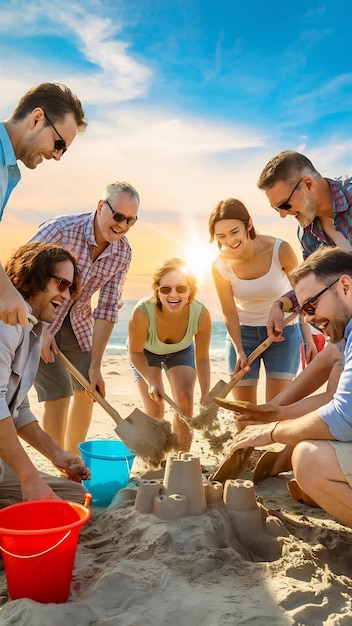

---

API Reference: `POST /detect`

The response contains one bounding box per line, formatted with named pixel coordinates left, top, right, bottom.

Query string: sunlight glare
left=180, top=228, right=217, bottom=286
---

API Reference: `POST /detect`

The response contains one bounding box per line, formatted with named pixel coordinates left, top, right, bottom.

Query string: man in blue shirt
left=0, top=82, right=87, bottom=328
left=229, top=247, right=352, bottom=528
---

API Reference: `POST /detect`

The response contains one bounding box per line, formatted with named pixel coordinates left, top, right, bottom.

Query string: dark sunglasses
left=158, top=285, right=189, bottom=294
left=51, top=274, right=74, bottom=294
left=272, top=178, right=303, bottom=212
left=300, top=278, right=339, bottom=315
left=105, top=199, right=138, bottom=227
left=43, top=110, right=67, bottom=155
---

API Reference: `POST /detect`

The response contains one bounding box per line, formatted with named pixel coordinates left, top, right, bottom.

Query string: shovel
left=207, top=312, right=298, bottom=482
left=55, top=350, right=178, bottom=465
left=194, top=311, right=298, bottom=429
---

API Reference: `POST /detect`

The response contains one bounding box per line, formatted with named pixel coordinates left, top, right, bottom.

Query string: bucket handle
left=0, top=530, right=71, bottom=559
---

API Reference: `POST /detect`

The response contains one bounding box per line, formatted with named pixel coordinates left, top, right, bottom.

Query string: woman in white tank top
left=209, top=198, right=301, bottom=404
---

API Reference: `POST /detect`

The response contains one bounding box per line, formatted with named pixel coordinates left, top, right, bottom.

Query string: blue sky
left=0, top=0, right=351, bottom=306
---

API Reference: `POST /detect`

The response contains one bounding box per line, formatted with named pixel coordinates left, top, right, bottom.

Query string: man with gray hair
left=28, top=181, right=140, bottom=454
left=257, top=150, right=352, bottom=339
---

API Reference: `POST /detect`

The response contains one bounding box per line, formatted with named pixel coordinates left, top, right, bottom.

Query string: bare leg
left=292, top=440, right=352, bottom=527
left=135, top=368, right=164, bottom=419
left=42, top=397, right=70, bottom=448
left=232, top=383, right=257, bottom=404
left=266, top=378, right=291, bottom=402
left=64, top=390, right=94, bottom=455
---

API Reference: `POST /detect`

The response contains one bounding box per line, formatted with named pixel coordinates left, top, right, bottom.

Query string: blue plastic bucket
left=78, top=440, right=135, bottom=507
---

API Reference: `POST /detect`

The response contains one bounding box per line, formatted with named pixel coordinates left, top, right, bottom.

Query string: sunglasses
left=272, top=178, right=303, bottom=212
left=105, top=199, right=138, bottom=227
left=43, top=110, right=67, bottom=155
left=158, top=285, right=189, bottom=294
left=51, top=274, right=74, bottom=294
left=300, top=278, right=339, bottom=315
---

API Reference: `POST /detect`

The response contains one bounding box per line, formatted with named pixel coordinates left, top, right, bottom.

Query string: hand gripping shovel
left=208, top=312, right=298, bottom=483
left=195, top=311, right=298, bottom=429
left=55, top=350, right=178, bottom=466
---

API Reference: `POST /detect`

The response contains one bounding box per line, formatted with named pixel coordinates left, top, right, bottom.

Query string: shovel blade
left=114, top=409, right=179, bottom=467
left=207, top=379, right=228, bottom=400
left=209, top=447, right=253, bottom=484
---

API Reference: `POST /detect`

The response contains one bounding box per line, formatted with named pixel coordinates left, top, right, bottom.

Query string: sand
left=0, top=353, right=351, bottom=625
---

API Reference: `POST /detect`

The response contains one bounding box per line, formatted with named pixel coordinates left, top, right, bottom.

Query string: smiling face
left=157, top=270, right=190, bottom=313
left=296, top=273, right=349, bottom=343
left=27, top=259, right=74, bottom=323
left=18, top=108, right=78, bottom=169
left=213, top=218, right=251, bottom=254
left=265, top=178, right=317, bottom=228
left=95, top=192, right=139, bottom=244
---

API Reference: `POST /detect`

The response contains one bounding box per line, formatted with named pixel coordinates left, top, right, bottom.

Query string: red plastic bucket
left=0, top=497, right=91, bottom=603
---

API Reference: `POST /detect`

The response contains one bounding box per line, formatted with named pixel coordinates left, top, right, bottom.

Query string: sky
left=0, top=0, right=351, bottom=317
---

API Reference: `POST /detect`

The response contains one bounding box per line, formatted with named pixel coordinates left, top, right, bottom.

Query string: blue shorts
left=129, top=343, right=195, bottom=382
left=226, top=324, right=301, bottom=385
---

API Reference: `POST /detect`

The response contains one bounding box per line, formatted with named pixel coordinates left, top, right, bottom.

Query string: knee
left=292, top=440, right=324, bottom=491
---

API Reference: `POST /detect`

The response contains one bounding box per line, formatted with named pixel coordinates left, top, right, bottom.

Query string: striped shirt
left=29, top=212, right=131, bottom=351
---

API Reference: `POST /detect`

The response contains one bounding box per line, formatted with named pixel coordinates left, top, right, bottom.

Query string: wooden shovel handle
left=159, top=390, right=192, bottom=425
left=56, top=350, right=123, bottom=426
left=219, top=311, right=298, bottom=399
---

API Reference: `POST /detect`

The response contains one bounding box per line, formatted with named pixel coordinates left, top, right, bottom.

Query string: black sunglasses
left=300, top=278, right=339, bottom=315
left=105, top=200, right=138, bottom=227
left=43, top=110, right=67, bottom=155
left=51, top=274, right=74, bottom=294
left=272, top=178, right=303, bottom=212
left=158, top=285, right=189, bottom=294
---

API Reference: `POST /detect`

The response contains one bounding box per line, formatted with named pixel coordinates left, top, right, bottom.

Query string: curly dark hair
left=5, top=242, right=80, bottom=299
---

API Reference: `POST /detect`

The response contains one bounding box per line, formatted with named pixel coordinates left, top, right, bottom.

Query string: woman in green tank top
left=128, top=258, right=212, bottom=451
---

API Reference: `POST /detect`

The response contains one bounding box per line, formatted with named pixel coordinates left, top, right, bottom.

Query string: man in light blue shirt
left=229, top=247, right=352, bottom=528
left=0, top=82, right=87, bottom=328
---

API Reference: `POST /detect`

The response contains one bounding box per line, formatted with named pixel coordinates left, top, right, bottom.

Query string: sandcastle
left=134, top=451, right=289, bottom=560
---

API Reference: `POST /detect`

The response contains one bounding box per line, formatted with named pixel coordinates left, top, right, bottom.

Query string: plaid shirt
left=29, top=212, right=131, bottom=351
left=285, top=176, right=352, bottom=310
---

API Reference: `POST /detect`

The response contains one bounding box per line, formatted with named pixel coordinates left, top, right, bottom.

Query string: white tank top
left=215, top=238, right=295, bottom=326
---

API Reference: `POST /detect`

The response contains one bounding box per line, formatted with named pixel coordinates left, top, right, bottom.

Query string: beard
left=320, top=298, right=351, bottom=344
left=296, top=194, right=317, bottom=229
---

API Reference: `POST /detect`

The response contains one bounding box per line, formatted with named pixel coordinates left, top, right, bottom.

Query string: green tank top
left=136, top=297, right=205, bottom=355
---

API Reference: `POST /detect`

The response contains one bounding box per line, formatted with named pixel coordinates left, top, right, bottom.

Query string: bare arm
left=231, top=411, right=333, bottom=452
left=211, top=263, right=247, bottom=372
left=0, top=264, right=28, bottom=328
left=194, top=307, right=212, bottom=406
left=89, top=318, right=115, bottom=397
left=128, top=307, right=162, bottom=402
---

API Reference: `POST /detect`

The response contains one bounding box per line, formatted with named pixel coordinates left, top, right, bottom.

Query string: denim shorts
left=34, top=314, right=91, bottom=401
left=129, top=343, right=195, bottom=382
left=225, top=323, right=301, bottom=385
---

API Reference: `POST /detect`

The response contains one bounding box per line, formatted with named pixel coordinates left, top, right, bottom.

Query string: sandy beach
left=0, top=352, right=351, bottom=625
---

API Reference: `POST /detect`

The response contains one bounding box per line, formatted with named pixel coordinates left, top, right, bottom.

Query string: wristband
left=270, top=421, right=279, bottom=443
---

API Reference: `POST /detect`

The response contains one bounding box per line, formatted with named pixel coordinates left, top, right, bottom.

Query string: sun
left=179, top=228, right=217, bottom=286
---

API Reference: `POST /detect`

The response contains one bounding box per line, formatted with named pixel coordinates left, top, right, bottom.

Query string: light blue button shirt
left=320, top=319, right=352, bottom=440
left=0, top=122, right=21, bottom=221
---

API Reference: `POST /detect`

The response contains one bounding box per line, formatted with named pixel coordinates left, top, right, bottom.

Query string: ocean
left=105, top=300, right=227, bottom=358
